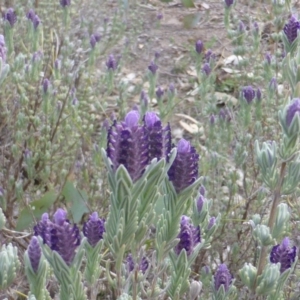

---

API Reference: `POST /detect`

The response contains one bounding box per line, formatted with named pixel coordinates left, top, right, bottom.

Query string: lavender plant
left=2, top=0, right=300, bottom=299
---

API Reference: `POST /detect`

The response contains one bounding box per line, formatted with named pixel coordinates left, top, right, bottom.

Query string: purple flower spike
left=214, top=264, right=233, bottom=292
left=157, top=12, right=163, bottom=20
left=168, top=139, right=199, bottom=193
left=252, top=22, right=259, bottom=35
left=265, top=53, right=272, bottom=65
left=126, top=254, right=149, bottom=274
left=83, top=212, right=105, bottom=247
left=195, top=40, right=204, bottom=54
left=43, top=78, right=50, bottom=94
left=148, top=61, right=158, bottom=75
left=169, top=83, right=175, bottom=94
left=224, top=0, right=234, bottom=7
left=269, top=78, right=277, bottom=92
left=34, top=209, right=81, bottom=266
left=197, top=195, right=205, bottom=213
left=219, top=108, right=232, bottom=122
left=270, top=237, right=297, bottom=273
left=60, top=0, right=71, bottom=7
left=175, top=216, right=201, bottom=256
left=28, top=236, right=41, bottom=273
left=26, top=9, right=35, bottom=21
left=283, top=15, right=300, bottom=44
left=286, top=98, right=300, bottom=127
left=90, top=35, right=97, bottom=49
left=27, top=10, right=40, bottom=29
left=107, top=110, right=149, bottom=182
left=106, top=54, right=118, bottom=70
left=238, top=21, right=246, bottom=33
left=4, top=8, right=17, bottom=27
left=156, top=86, right=164, bottom=99
left=208, top=217, right=216, bottom=230
left=256, top=88, right=262, bottom=102
left=144, top=112, right=171, bottom=162
left=205, top=49, right=216, bottom=63
left=202, top=63, right=211, bottom=76
left=242, top=86, right=255, bottom=104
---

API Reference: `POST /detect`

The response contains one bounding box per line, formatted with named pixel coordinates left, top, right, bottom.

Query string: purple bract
left=168, top=139, right=199, bottom=193
left=214, top=264, right=233, bottom=292
left=270, top=237, right=297, bottom=273
left=83, top=212, right=105, bottom=247
left=283, top=15, right=300, bottom=45
left=174, top=216, right=201, bottom=256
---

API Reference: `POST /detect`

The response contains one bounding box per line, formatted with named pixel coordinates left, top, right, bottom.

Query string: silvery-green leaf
left=24, top=251, right=51, bottom=300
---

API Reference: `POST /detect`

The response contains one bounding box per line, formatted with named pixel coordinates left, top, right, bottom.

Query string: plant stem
left=254, top=161, right=286, bottom=287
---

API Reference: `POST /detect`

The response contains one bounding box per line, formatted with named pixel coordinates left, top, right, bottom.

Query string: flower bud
left=189, top=280, right=202, bottom=300
left=256, top=263, right=280, bottom=295
left=253, top=224, right=273, bottom=246
left=195, top=40, right=203, bottom=54
left=272, top=203, right=290, bottom=239
left=239, top=263, right=257, bottom=290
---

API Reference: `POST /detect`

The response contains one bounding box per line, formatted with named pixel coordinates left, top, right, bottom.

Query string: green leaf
left=181, top=0, right=195, bottom=7
left=16, top=191, right=56, bottom=231
left=62, top=181, right=89, bottom=223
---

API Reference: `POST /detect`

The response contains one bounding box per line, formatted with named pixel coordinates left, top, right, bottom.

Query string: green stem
left=254, top=161, right=286, bottom=289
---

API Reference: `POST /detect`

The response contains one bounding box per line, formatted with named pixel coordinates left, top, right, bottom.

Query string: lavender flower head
left=148, top=61, right=158, bottom=75
left=238, top=21, right=246, bottom=33
left=175, top=216, right=201, bottom=256
left=224, top=0, right=234, bottom=7
left=219, top=108, right=232, bottom=123
left=252, top=22, right=259, bottom=35
left=265, top=53, right=272, bottom=65
left=242, top=86, right=256, bottom=104
left=90, top=35, right=97, bottom=49
left=27, top=236, right=41, bottom=273
left=283, top=15, right=300, bottom=44
left=202, top=63, right=211, bottom=76
left=43, top=78, right=50, bottom=94
left=195, top=40, right=204, bottom=54
left=208, top=217, right=216, bottom=230
left=60, top=0, right=71, bottom=7
left=270, top=237, right=297, bottom=273
left=209, top=114, right=216, bottom=125
left=205, top=49, right=216, bottom=64
left=144, top=112, right=171, bottom=161
left=83, top=212, right=105, bottom=247
left=256, top=88, right=262, bottom=102
left=126, top=254, right=149, bottom=274
left=4, top=8, right=17, bottom=27
left=156, top=86, right=164, bottom=99
left=90, top=33, right=101, bottom=48
left=269, top=77, right=277, bottom=92
left=34, top=208, right=81, bottom=266
left=214, top=264, right=233, bottom=292
left=106, top=54, right=118, bottom=70
left=286, top=98, right=300, bottom=127
left=26, top=9, right=40, bottom=29
left=107, top=110, right=148, bottom=182
left=168, top=139, right=199, bottom=193
left=196, top=193, right=205, bottom=213
left=157, top=12, right=163, bottom=20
